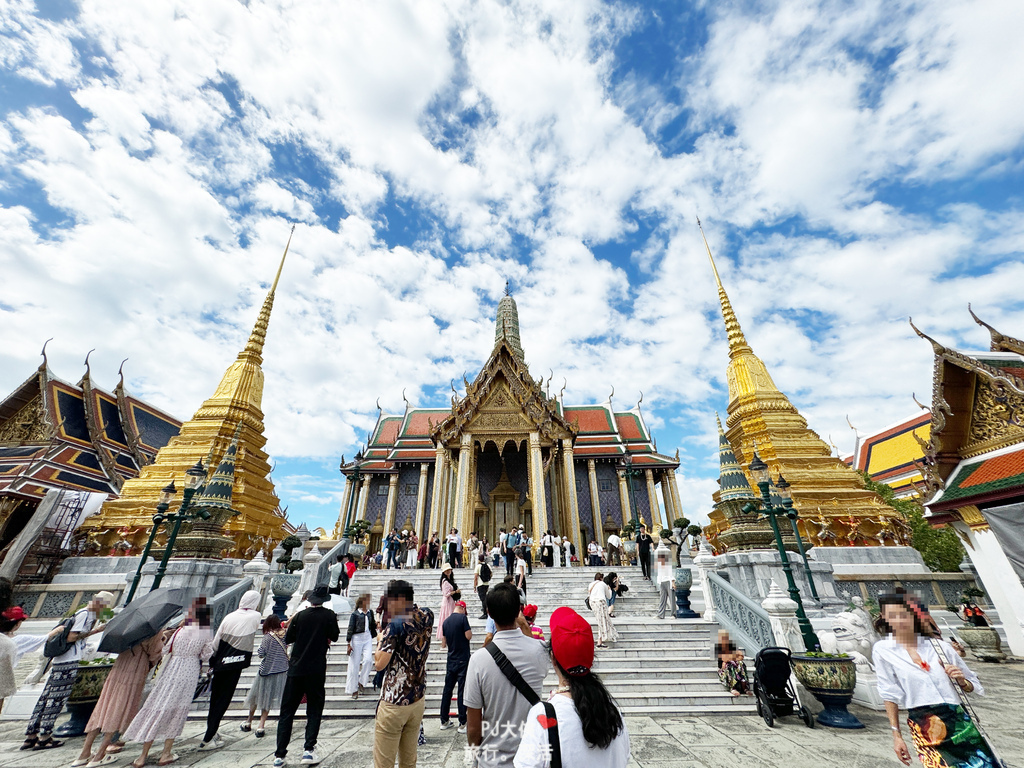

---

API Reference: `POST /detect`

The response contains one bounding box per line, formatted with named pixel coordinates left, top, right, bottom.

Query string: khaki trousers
left=373, top=697, right=426, bottom=768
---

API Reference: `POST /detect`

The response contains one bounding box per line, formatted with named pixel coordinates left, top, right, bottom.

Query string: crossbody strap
left=485, top=643, right=539, bottom=706
left=542, top=701, right=562, bottom=768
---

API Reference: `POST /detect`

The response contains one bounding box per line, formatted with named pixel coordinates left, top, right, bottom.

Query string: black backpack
left=569, top=543, right=576, bottom=556
left=43, top=611, right=82, bottom=658
left=479, top=562, right=491, bottom=582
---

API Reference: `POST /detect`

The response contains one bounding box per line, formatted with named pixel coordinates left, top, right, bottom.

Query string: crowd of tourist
left=0, top=548, right=1007, bottom=768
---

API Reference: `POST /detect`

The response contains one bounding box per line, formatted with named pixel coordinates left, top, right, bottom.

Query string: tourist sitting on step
left=514, top=607, right=630, bottom=768
left=714, top=630, right=750, bottom=696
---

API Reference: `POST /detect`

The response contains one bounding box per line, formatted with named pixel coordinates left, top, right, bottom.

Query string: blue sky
left=2, top=0, right=1023, bottom=534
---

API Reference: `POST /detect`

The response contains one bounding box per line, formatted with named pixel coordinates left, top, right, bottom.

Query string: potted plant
left=687, top=524, right=703, bottom=548
left=54, top=657, right=115, bottom=737
left=276, top=535, right=304, bottom=573
left=950, top=589, right=1005, bottom=662
left=791, top=651, right=863, bottom=729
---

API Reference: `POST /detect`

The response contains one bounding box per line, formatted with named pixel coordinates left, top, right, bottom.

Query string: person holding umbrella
left=124, top=598, right=214, bottom=768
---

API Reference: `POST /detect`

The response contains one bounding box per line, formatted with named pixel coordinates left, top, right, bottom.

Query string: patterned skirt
left=718, top=661, right=749, bottom=694
left=907, top=703, right=1002, bottom=768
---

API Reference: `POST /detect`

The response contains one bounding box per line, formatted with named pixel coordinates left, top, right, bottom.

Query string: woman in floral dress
left=124, top=600, right=214, bottom=767
left=588, top=573, right=618, bottom=647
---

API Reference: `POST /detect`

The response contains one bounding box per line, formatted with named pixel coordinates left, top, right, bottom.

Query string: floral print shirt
left=380, top=605, right=434, bottom=706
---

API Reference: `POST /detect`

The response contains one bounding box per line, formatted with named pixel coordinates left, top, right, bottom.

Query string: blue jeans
left=387, top=548, right=400, bottom=569
left=608, top=593, right=617, bottom=607
left=440, top=662, right=467, bottom=725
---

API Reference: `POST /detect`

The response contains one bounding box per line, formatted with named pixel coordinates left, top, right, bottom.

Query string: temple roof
left=0, top=355, right=181, bottom=501
left=927, top=443, right=1024, bottom=511
left=715, top=414, right=754, bottom=502
left=494, top=288, right=525, bottom=362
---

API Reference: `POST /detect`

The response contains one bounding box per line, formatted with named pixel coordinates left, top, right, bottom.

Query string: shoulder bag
left=484, top=644, right=561, bottom=768
left=43, top=609, right=85, bottom=658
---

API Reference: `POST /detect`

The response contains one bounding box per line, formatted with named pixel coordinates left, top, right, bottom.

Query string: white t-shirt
left=588, top=542, right=599, bottom=555
left=475, top=563, right=490, bottom=586
left=607, top=534, right=621, bottom=549
left=656, top=563, right=674, bottom=585
left=514, top=693, right=630, bottom=768
left=56, top=608, right=96, bottom=664
left=516, top=559, right=527, bottom=579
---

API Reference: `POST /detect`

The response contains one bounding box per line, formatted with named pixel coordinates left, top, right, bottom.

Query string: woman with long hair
left=588, top=573, right=617, bottom=648
left=436, top=564, right=458, bottom=641
left=124, top=599, right=214, bottom=768
left=241, top=614, right=288, bottom=737
left=874, top=591, right=998, bottom=768
left=514, top=607, right=629, bottom=768
left=345, top=593, right=377, bottom=699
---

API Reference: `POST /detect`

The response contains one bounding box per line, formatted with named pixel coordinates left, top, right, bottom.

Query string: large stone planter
left=54, top=661, right=114, bottom=737
left=959, top=625, right=1006, bottom=662
left=348, top=543, right=367, bottom=559
left=791, top=654, right=863, bottom=729
left=673, top=567, right=698, bottom=618
left=270, top=573, right=301, bottom=621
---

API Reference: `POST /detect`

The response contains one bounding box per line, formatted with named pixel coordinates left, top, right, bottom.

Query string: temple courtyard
left=1, top=660, right=1022, bottom=768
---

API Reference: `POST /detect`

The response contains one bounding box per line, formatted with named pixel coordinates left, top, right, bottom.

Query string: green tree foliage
left=858, top=472, right=965, bottom=572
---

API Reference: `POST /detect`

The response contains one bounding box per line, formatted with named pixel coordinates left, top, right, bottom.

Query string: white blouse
left=514, top=693, right=630, bottom=768
left=873, top=636, right=984, bottom=710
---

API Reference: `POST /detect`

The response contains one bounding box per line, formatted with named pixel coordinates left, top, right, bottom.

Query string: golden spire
left=244, top=224, right=294, bottom=361
left=698, top=216, right=752, bottom=359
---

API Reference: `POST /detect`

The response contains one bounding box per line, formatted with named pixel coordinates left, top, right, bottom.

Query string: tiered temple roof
left=0, top=353, right=181, bottom=505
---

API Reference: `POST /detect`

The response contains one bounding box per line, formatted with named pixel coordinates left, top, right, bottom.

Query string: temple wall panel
left=631, top=472, right=652, bottom=524
left=394, top=465, right=420, bottom=530
left=364, top=474, right=389, bottom=526
left=423, top=465, right=435, bottom=533
left=501, top=443, right=529, bottom=505
left=476, top=446, right=503, bottom=505
left=596, top=463, right=623, bottom=528
left=574, top=462, right=594, bottom=541
left=543, top=473, right=555, bottom=530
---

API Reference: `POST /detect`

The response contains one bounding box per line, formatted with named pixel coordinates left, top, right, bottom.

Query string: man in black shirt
left=274, top=584, right=340, bottom=767
left=636, top=524, right=654, bottom=580
left=439, top=600, right=472, bottom=732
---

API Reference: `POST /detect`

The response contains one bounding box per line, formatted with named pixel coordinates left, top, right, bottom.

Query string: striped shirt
left=257, top=631, right=289, bottom=676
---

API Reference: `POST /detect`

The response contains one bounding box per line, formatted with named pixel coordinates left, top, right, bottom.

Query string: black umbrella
left=97, top=587, right=190, bottom=654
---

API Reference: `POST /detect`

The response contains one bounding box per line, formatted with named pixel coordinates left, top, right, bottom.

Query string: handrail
left=316, top=539, right=350, bottom=585
left=208, top=575, right=254, bottom=632
left=705, top=570, right=776, bottom=654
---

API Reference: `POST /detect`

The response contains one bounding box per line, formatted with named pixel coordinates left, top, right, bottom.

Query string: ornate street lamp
left=775, top=474, right=820, bottom=601
left=619, top=452, right=642, bottom=530
left=150, top=460, right=210, bottom=592
left=744, top=452, right=820, bottom=651
left=342, top=450, right=364, bottom=535
left=124, top=481, right=175, bottom=605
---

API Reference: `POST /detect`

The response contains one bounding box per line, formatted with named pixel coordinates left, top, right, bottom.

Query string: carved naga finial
left=908, top=317, right=946, bottom=356
left=40, top=338, right=53, bottom=370
left=912, top=392, right=930, bottom=412
left=636, top=391, right=644, bottom=410
left=83, top=348, right=95, bottom=374
left=607, top=385, right=614, bottom=405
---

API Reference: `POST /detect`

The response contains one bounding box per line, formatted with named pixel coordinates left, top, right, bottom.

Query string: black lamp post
left=619, top=453, right=642, bottom=530
left=776, top=474, right=820, bottom=601
left=124, top=481, right=175, bottom=605
left=150, top=460, right=209, bottom=592
left=342, top=451, right=363, bottom=535
left=744, top=452, right=820, bottom=652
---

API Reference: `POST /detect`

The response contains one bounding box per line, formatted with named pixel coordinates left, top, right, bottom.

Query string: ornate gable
left=432, top=339, right=575, bottom=447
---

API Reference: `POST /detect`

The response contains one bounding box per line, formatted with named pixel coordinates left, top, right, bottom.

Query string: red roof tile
left=403, top=410, right=446, bottom=437
left=615, top=413, right=644, bottom=441
left=959, top=448, right=1024, bottom=489
left=373, top=418, right=402, bottom=446
left=564, top=407, right=613, bottom=434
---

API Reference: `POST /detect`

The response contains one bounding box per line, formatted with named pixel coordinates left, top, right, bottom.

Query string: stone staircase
left=195, top=564, right=756, bottom=718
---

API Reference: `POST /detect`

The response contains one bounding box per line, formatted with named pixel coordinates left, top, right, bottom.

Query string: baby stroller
left=752, top=647, right=814, bottom=729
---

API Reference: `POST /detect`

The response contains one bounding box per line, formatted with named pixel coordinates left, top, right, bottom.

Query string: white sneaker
left=439, top=721, right=455, bottom=730
left=273, top=758, right=285, bottom=767
left=457, top=724, right=467, bottom=734
left=198, top=736, right=225, bottom=751
left=300, top=751, right=321, bottom=765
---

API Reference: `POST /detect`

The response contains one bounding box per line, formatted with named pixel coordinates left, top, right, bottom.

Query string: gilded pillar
left=415, top=462, right=429, bottom=540
left=335, top=479, right=353, bottom=537
left=528, top=431, right=547, bottom=543
left=562, top=439, right=582, bottom=545
left=453, top=433, right=473, bottom=535
left=430, top=445, right=447, bottom=535
left=617, top=471, right=631, bottom=528
left=644, top=469, right=659, bottom=530
left=587, top=460, right=602, bottom=541
left=356, top=475, right=370, bottom=521
left=383, top=473, right=399, bottom=533
left=666, top=468, right=683, bottom=524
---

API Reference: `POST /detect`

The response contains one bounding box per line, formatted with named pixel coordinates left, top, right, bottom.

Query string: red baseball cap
left=2, top=606, right=28, bottom=622
left=455, top=600, right=466, bottom=609
left=522, top=604, right=538, bottom=622
left=548, top=607, right=594, bottom=676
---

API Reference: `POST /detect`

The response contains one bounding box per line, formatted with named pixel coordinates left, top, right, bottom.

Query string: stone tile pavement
left=2, top=661, right=1022, bottom=768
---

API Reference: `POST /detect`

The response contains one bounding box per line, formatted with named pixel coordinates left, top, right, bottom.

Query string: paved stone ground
left=2, top=661, right=1022, bottom=768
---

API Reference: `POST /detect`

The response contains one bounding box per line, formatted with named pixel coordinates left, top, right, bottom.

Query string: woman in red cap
left=514, top=607, right=630, bottom=768
left=0, top=606, right=29, bottom=710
